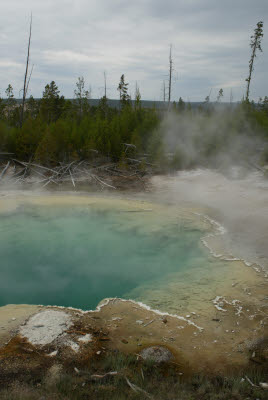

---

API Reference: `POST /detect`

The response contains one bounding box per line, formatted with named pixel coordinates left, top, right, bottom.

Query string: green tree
left=177, top=97, right=185, bottom=112
left=0, top=95, right=5, bottom=119
left=5, top=84, right=16, bottom=121
left=261, top=96, right=268, bottom=114
left=74, top=76, right=91, bottom=118
left=134, top=82, right=141, bottom=110
left=246, top=21, right=264, bottom=101
left=98, top=95, right=109, bottom=119
left=216, top=88, right=223, bottom=102
left=40, top=81, right=65, bottom=123
left=26, top=95, right=39, bottom=119
left=117, top=74, right=130, bottom=108
left=16, top=117, right=43, bottom=159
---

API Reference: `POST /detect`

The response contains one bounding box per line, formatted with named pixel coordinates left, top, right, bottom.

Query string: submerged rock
left=140, top=346, right=173, bottom=363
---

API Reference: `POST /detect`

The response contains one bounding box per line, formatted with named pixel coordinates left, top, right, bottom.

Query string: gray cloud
left=0, top=0, right=267, bottom=101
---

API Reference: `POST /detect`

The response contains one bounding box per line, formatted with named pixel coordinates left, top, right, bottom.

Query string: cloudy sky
left=0, top=0, right=267, bottom=101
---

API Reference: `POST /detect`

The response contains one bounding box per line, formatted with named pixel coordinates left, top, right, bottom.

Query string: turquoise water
left=0, top=205, right=208, bottom=310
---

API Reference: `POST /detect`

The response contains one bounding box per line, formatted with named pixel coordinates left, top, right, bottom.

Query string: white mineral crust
left=20, top=310, right=72, bottom=346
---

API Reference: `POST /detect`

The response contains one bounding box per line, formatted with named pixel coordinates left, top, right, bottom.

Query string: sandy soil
left=0, top=304, right=41, bottom=346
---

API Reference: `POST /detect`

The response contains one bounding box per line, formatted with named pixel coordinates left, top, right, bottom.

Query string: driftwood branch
left=125, top=377, right=154, bottom=399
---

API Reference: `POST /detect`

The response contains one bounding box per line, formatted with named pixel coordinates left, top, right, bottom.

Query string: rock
left=121, top=338, right=128, bottom=344
left=162, top=317, right=168, bottom=324
left=44, top=364, right=62, bottom=386
left=67, top=340, right=80, bottom=353
left=48, top=350, right=58, bottom=357
left=140, top=346, right=173, bottom=363
left=78, top=333, right=93, bottom=343
left=19, top=310, right=72, bottom=346
left=259, top=382, right=268, bottom=389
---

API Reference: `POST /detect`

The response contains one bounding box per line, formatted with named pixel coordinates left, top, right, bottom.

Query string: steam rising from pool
left=151, top=168, right=268, bottom=272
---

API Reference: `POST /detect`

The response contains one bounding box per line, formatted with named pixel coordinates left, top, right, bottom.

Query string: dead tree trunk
left=168, top=44, right=173, bottom=109
left=162, top=80, right=166, bottom=103
left=20, top=14, right=32, bottom=128
left=104, top=71, right=107, bottom=98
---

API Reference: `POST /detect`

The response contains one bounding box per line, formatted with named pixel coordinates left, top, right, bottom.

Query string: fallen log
left=91, top=174, right=116, bottom=189
left=126, top=157, right=155, bottom=166
left=12, top=159, right=60, bottom=175
left=0, top=161, right=10, bottom=180
left=69, top=169, right=76, bottom=187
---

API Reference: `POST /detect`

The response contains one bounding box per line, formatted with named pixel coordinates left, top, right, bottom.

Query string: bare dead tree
left=230, top=88, right=233, bottom=104
left=104, top=71, right=107, bottom=98
left=168, top=44, right=173, bottom=109
left=245, top=21, right=263, bottom=102
left=26, top=64, right=34, bottom=96
left=162, top=80, right=166, bottom=103
left=20, top=14, right=32, bottom=128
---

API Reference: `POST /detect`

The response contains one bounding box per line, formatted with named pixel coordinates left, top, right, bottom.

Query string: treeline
left=0, top=76, right=268, bottom=170
left=0, top=77, right=162, bottom=168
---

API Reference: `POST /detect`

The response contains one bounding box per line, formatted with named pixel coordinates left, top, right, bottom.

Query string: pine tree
left=5, top=84, right=16, bottom=121
left=217, top=89, right=223, bottom=102
left=0, top=95, right=4, bottom=119
left=74, top=76, right=91, bottom=118
left=27, top=95, right=39, bottom=119
left=246, top=21, right=264, bottom=101
left=117, top=74, right=130, bottom=108
left=40, top=81, right=64, bottom=123
left=178, top=97, right=185, bottom=112
left=135, top=82, right=141, bottom=110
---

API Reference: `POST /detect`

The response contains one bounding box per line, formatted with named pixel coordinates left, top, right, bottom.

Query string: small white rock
left=259, top=382, right=268, bottom=389
left=68, top=340, right=80, bottom=353
left=48, top=350, right=58, bottom=357
left=78, top=334, right=93, bottom=343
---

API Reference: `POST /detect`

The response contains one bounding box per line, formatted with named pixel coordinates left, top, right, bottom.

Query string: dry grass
left=0, top=350, right=267, bottom=400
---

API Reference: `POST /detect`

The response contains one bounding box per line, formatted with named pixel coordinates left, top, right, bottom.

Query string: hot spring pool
left=0, top=198, right=215, bottom=311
